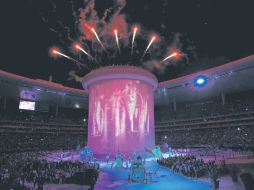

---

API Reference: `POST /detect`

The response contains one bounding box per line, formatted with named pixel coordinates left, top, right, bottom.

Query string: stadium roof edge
left=155, top=54, right=254, bottom=105
left=0, top=69, right=87, bottom=95
left=159, top=54, right=254, bottom=88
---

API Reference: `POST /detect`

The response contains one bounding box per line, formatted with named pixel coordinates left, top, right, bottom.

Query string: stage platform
left=42, top=150, right=250, bottom=190
left=95, top=160, right=211, bottom=190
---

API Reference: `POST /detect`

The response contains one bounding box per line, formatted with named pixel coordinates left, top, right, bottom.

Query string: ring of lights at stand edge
left=82, top=66, right=158, bottom=158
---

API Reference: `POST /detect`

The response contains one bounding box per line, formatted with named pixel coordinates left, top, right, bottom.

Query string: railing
left=0, top=120, right=87, bottom=134
left=0, top=119, right=85, bottom=128
left=156, top=111, right=254, bottom=124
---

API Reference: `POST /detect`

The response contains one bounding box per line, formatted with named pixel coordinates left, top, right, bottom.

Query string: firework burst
left=47, top=0, right=185, bottom=77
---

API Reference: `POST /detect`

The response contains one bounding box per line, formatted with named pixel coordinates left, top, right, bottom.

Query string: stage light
left=194, top=76, right=207, bottom=87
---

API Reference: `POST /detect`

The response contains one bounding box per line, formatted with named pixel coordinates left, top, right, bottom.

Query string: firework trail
left=162, top=52, right=179, bottom=62
left=75, top=44, right=102, bottom=67
left=131, top=26, right=138, bottom=55
left=44, top=0, right=189, bottom=76
left=52, top=49, right=70, bottom=59
left=51, top=49, right=90, bottom=70
left=91, top=28, right=106, bottom=51
left=143, top=35, right=156, bottom=56
left=114, top=29, right=120, bottom=53
left=75, top=44, right=93, bottom=59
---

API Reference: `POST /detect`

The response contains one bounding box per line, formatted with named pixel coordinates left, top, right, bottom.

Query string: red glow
left=133, top=25, right=139, bottom=33
left=72, top=43, right=82, bottom=53
left=91, top=27, right=102, bottom=43
left=80, top=22, right=96, bottom=40
left=108, top=14, right=128, bottom=39
left=162, top=50, right=182, bottom=62
left=50, top=47, right=60, bottom=58
left=171, top=50, right=181, bottom=59
left=151, top=35, right=157, bottom=41
left=143, top=34, right=158, bottom=54
left=113, top=29, right=118, bottom=36
left=73, top=43, right=81, bottom=50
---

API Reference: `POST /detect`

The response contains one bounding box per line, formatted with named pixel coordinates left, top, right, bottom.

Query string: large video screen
left=19, top=100, right=35, bottom=111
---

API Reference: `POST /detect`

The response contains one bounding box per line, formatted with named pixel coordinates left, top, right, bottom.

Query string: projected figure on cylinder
left=82, top=66, right=158, bottom=158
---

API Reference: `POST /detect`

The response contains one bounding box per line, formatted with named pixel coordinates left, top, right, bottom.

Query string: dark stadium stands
left=155, top=90, right=254, bottom=149
left=0, top=98, right=87, bottom=153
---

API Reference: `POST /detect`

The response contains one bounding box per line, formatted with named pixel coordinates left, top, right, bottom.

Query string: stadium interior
left=1, top=55, right=254, bottom=190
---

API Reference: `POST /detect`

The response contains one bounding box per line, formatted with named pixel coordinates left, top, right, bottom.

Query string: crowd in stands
left=158, top=156, right=208, bottom=178
left=0, top=111, right=86, bottom=126
left=158, top=155, right=221, bottom=189
left=155, top=90, right=254, bottom=121
left=0, top=104, right=87, bottom=153
left=0, top=152, right=99, bottom=190
left=169, top=147, right=254, bottom=161
left=0, top=99, right=99, bottom=189
left=0, top=133, right=85, bottom=153
left=159, top=126, right=254, bottom=149
left=155, top=90, right=254, bottom=149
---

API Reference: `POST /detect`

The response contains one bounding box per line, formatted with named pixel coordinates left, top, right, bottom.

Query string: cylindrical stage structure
left=82, top=66, right=158, bottom=158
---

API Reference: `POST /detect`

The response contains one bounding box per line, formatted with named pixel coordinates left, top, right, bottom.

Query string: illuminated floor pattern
left=44, top=151, right=248, bottom=190
left=95, top=161, right=211, bottom=190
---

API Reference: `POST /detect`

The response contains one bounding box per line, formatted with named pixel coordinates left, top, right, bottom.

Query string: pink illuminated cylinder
left=82, top=66, right=158, bottom=158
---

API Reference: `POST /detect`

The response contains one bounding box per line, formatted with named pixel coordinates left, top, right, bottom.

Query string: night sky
left=0, top=0, right=253, bottom=89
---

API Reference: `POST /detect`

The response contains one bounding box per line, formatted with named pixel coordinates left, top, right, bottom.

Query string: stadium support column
left=3, top=96, right=6, bottom=111
left=221, top=93, right=226, bottom=105
left=55, top=105, right=59, bottom=117
left=55, top=95, right=60, bottom=117
left=173, top=99, right=177, bottom=111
